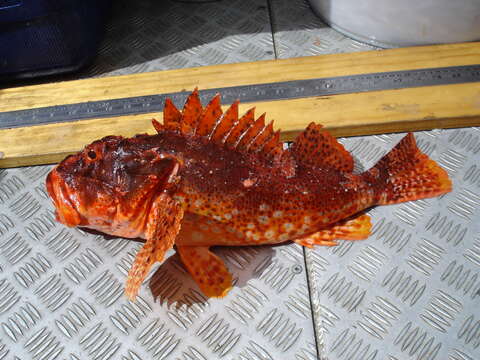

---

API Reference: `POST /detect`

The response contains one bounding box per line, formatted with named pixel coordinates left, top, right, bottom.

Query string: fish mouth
left=46, top=169, right=82, bottom=227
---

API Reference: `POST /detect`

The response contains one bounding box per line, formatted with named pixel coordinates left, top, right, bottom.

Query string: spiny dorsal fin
left=163, top=98, right=182, bottom=131
left=224, top=107, right=255, bottom=147
left=210, top=100, right=239, bottom=143
left=155, top=90, right=292, bottom=170
left=152, top=118, right=163, bottom=133
left=291, top=122, right=353, bottom=172
left=181, top=88, right=203, bottom=135
left=237, top=113, right=266, bottom=151
left=196, top=94, right=222, bottom=136
left=261, top=130, right=283, bottom=161
left=248, top=120, right=274, bottom=153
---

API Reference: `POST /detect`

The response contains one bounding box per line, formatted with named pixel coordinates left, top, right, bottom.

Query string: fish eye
left=87, top=150, right=97, bottom=160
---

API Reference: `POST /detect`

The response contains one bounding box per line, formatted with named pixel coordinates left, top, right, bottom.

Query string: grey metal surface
left=270, top=0, right=376, bottom=59
left=1, top=0, right=479, bottom=359
left=82, top=0, right=275, bottom=78
left=308, top=129, right=480, bottom=360
left=269, top=2, right=480, bottom=358
left=0, top=166, right=316, bottom=359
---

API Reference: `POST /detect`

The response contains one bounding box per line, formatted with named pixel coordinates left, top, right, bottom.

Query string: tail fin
left=366, top=133, right=452, bottom=205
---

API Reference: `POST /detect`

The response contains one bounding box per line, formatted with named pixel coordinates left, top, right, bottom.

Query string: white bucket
left=308, top=0, right=480, bottom=47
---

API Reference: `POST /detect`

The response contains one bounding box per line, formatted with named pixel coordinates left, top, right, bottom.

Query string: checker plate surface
left=0, top=164, right=315, bottom=359
left=309, top=129, right=480, bottom=360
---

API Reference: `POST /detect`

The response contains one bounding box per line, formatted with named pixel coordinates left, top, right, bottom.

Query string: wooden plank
left=1, top=42, right=479, bottom=113
left=1, top=82, right=479, bottom=168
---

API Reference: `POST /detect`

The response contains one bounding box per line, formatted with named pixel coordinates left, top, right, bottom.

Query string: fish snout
left=46, top=169, right=82, bottom=227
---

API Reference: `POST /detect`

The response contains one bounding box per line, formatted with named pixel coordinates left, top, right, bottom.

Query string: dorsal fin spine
left=252, top=121, right=275, bottom=154
left=163, top=98, right=182, bottom=131
left=244, top=114, right=268, bottom=152
left=196, top=94, right=222, bottom=137
left=262, top=130, right=281, bottom=157
left=237, top=113, right=265, bottom=151
left=209, top=100, right=239, bottom=143
left=225, top=107, right=255, bottom=148
left=181, top=88, right=203, bottom=135
left=158, top=90, right=294, bottom=174
left=152, top=118, right=163, bottom=133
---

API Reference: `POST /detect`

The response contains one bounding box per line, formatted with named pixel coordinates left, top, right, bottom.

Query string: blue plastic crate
left=0, top=0, right=111, bottom=79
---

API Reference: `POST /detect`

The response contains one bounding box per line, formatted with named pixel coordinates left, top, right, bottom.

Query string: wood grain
left=2, top=82, right=479, bottom=168
left=1, top=42, right=479, bottom=113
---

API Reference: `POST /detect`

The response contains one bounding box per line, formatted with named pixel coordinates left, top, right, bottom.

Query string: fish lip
left=46, top=169, right=82, bottom=226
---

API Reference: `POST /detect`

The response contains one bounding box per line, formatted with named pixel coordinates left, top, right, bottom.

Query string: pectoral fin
left=125, top=193, right=184, bottom=300
left=294, top=214, right=371, bottom=248
left=177, top=245, right=233, bottom=298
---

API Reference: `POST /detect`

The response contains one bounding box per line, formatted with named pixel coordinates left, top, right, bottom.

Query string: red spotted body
left=46, top=89, right=452, bottom=299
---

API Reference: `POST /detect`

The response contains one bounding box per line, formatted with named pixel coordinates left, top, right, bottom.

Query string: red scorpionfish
left=46, top=89, right=452, bottom=300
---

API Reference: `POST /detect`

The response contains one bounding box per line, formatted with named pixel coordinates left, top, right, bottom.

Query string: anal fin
left=294, top=214, right=371, bottom=248
left=177, top=246, right=233, bottom=298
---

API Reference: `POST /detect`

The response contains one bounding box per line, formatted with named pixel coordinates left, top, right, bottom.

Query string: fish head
left=46, top=135, right=181, bottom=235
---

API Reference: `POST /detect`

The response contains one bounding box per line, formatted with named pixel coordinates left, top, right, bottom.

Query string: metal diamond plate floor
left=1, top=1, right=479, bottom=359
left=309, top=129, right=480, bottom=360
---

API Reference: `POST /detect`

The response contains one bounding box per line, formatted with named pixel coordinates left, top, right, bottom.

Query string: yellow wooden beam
left=0, top=42, right=479, bottom=168
left=1, top=42, right=479, bottom=112
left=1, top=82, right=479, bottom=168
